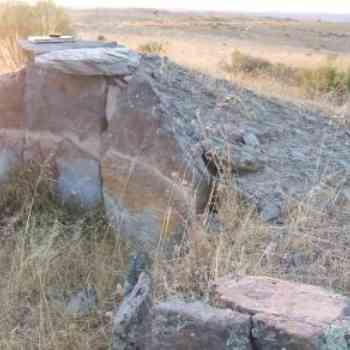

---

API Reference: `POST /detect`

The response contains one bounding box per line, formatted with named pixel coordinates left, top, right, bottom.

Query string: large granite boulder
left=102, top=57, right=211, bottom=250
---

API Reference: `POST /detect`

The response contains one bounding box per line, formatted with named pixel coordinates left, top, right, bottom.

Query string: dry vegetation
left=221, top=49, right=350, bottom=104
left=1, top=2, right=350, bottom=348
left=0, top=0, right=73, bottom=73
left=0, top=164, right=129, bottom=349
left=1, top=160, right=350, bottom=348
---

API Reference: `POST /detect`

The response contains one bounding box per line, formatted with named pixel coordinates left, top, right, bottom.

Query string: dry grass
left=138, top=41, right=165, bottom=55
left=0, top=164, right=129, bottom=349
left=84, top=32, right=350, bottom=119
left=0, top=0, right=74, bottom=73
left=0, top=37, right=25, bottom=73
left=0, top=1, right=73, bottom=39
left=0, top=161, right=350, bottom=347
left=221, top=49, right=350, bottom=104
left=154, top=174, right=350, bottom=301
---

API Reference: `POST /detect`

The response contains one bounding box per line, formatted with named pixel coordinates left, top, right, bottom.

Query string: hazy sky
left=56, top=0, right=350, bottom=14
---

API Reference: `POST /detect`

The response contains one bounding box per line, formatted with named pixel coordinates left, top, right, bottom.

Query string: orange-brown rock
left=214, top=276, right=350, bottom=350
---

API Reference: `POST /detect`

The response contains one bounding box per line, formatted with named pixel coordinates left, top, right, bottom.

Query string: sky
left=56, top=0, right=350, bottom=14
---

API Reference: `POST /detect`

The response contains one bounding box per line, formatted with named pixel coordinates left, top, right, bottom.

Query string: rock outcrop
left=1, top=39, right=350, bottom=248
left=114, top=275, right=350, bottom=350
left=213, top=276, right=350, bottom=350
left=151, top=300, right=253, bottom=350
left=101, top=57, right=210, bottom=249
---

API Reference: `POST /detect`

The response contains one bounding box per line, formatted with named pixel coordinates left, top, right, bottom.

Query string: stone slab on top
left=18, top=38, right=118, bottom=57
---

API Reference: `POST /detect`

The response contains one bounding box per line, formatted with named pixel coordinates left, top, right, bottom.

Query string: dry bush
left=0, top=36, right=25, bottom=72
left=0, top=0, right=73, bottom=39
left=221, top=49, right=350, bottom=105
left=154, top=168, right=350, bottom=300
left=0, top=0, right=73, bottom=72
left=0, top=164, right=129, bottom=349
left=138, top=41, right=165, bottom=55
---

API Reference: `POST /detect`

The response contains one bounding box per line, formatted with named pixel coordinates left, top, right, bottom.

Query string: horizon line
left=62, top=6, right=350, bottom=16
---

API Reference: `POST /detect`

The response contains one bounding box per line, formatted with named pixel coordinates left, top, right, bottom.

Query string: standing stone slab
left=0, top=69, right=26, bottom=181
left=23, top=63, right=107, bottom=207
left=102, top=59, right=211, bottom=250
left=0, top=69, right=25, bottom=129
left=151, top=300, right=253, bottom=350
left=24, top=63, right=107, bottom=152
left=112, top=273, right=153, bottom=350
left=214, top=276, right=350, bottom=350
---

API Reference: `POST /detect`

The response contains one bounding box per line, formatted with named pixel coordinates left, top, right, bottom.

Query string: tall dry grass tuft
left=0, top=0, right=73, bottom=39
left=0, top=0, right=73, bottom=73
left=0, top=36, right=25, bottom=73
left=154, top=178, right=350, bottom=301
left=221, top=49, right=350, bottom=108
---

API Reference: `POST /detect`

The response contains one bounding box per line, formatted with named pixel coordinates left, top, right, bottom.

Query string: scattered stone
left=151, top=299, right=253, bottom=350
left=203, top=138, right=265, bottom=174
left=65, top=287, right=97, bottom=317
left=35, top=47, right=140, bottom=77
left=112, top=273, right=152, bottom=350
left=258, top=192, right=283, bottom=222
left=336, top=187, right=350, bottom=207
left=260, top=203, right=282, bottom=222
left=123, top=253, right=152, bottom=297
left=214, top=276, right=350, bottom=350
left=241, top=131, right=260, bottom=147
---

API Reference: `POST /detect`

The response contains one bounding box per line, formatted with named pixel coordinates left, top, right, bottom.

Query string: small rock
left=203, top=138, right=265, bottom=174
left=336, top=188, right=350, bottom=206
left=260, top=202, right=282, bottom=222
left=242, top=131, right=260, bottom=147
left=259, top=192, right=283, bottom=223
left=65, top=287, right=97, bottom=317
left=56, top=157, right=102, bottom=208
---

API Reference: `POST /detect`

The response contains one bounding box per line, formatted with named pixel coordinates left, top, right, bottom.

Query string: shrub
left=138, top=41, right=165, bottom=55
left=222, top=49, right=272, bottom=75
left=221, top=49, right=350, bottom=103
left=297, top=64, right=350, bottom=101
left=0, top=1, right=73, bottom=71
